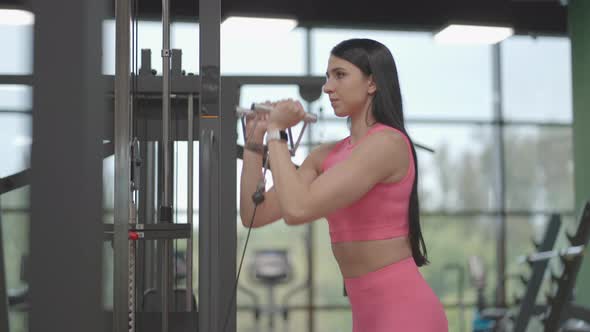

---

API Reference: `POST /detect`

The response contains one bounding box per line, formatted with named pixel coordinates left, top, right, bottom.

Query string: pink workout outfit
left=322, top=123, right=448, bottom=332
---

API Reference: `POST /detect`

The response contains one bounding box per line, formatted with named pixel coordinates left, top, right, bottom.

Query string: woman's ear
left=368, top=75, right=377, bottom=95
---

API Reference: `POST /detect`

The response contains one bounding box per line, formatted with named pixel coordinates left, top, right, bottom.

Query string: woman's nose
left=323, top=81, right=333, bottom=94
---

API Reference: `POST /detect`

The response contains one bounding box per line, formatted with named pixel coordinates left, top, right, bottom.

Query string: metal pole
left=268, top=287, right=275, bottom=332
left=492, top=43, right=507, bottom=307
left=161, top=0, right=172, bottom=329
left=200, top=0, right=230, bottom=328
left=162, top=0, right=171, bottom=207
left=113, top=0, right=132, bottom=331
left=138, top=140, right=157, bottom=310
left=186, top=94, right=194, bottom=311
left=304, top=27, right=315, bottom=332
left=31, top=1, right=105, bottom=332
left=219, top=78, right=240, bottom=332
left=146, top=142, right=158, bottom=291
left=458, top=267, right=465, bottom=332
left=0, top=197, right=9, bottom=332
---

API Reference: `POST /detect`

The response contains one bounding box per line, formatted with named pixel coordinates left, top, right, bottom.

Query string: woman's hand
left=245, top=102, right=272, bottom=143
left=268, top=99, right=305, bottom=131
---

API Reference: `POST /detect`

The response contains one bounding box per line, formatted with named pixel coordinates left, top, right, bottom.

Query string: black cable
left=222, top=118, right=266, bottom=332
left=222, top=198, right=262, bottom=332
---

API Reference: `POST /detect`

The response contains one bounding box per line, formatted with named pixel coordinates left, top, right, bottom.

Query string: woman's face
left=323, top=55, right=375, bottom=117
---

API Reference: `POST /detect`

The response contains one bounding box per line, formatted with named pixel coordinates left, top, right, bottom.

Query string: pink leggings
left=344, top=257, right=448, bottom=332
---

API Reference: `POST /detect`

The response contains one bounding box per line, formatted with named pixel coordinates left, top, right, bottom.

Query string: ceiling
left=2, top=0, right=568, bottom=35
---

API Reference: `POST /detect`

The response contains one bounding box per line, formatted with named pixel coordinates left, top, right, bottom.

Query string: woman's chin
left=332, top=108, right=348, bottom=118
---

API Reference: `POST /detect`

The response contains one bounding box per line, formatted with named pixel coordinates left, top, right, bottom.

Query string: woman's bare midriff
left=332, top=236, right=413, bottom=278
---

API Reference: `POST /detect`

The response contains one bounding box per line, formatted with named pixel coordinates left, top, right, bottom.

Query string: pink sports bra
left=321, top=123, right=415, bottom=243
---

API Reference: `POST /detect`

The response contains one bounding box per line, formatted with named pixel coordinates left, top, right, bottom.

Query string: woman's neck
left=349, top=101, right=376, bottom=145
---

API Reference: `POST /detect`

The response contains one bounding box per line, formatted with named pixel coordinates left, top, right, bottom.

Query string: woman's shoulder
left=343, top=125, right=412, bottom=183
left=369, top=123, right=406, bottom=137
left=348, top=125, right=411, bottom=167
left=365, top=124, right=410, bottom=149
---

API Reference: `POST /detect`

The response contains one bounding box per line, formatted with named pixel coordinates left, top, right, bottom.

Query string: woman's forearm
left=267, top=140, right=307, bottom=222
left=239, top=145, right=265, bottom=223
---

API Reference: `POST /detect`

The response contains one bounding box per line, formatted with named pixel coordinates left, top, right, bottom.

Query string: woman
left=240, top=38, right=448, bottom=332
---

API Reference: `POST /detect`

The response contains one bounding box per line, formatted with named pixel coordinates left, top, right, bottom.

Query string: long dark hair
left=331, top=38, right=429, bottom=266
